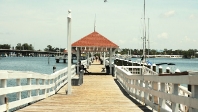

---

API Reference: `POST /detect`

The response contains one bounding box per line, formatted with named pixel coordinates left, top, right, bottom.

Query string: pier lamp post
left=67, top=10, right=72, bottom=95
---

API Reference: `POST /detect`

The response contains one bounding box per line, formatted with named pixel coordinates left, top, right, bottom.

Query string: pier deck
left=18, top=61, right=152, bottom=112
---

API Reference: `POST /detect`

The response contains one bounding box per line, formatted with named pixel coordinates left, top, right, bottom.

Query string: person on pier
left=79, top=61, right=91, bottom=74
left=80, top=64, right=90, bottom=74
left=53, top=65, right=56, bottom=73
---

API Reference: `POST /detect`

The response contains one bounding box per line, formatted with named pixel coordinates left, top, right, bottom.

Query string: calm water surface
left=0, top=57, right=75, bottom=74
left=0, top=57, right=197, bottom=74
left=130, top=58, right=198, bottom=72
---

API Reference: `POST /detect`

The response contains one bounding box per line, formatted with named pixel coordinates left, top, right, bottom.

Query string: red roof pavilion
left=72, top=31, right=119, bottom=52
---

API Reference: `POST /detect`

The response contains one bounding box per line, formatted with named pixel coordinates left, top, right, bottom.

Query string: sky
left=0, top=0, right=198, bottom=50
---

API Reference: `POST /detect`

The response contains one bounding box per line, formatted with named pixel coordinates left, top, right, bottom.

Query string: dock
left=17, top=61, right=152, bottom=112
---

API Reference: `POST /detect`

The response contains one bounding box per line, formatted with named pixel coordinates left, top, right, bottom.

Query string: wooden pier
left=18, top=61, right=152, bottom=112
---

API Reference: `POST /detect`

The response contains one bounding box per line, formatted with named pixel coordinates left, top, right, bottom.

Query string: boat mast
left=94, top=14, right=96, bottom=32
left=148, top=18, right=150, bottom=56
left=142, top=0, right=146, bottom=62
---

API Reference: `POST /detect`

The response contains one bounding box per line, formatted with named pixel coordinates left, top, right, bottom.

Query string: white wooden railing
left=0, top=65, right=76, bottom=112
left=115, top=65, right=198, bottom=112
left=119, top=66, right=158, bottom=75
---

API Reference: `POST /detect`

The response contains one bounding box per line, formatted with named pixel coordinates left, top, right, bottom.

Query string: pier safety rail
left=114, top=65, right=198, bottom=112
left=0, top=60, right=88, bottom=112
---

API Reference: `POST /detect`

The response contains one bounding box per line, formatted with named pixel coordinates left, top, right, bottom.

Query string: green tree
left=15, top=43, right=34, bottom=50
left=44, top=45, right=57, bottom=51
left=15, top=43, right=22, bottom=50
left=0, top=44, right=11, bottom=49
left=22, top=43, right=34, bottom=50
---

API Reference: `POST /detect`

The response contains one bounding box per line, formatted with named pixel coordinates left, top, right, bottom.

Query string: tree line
left=0, top=43, right=65, bottom=52
left=116, top=48, right=198, bottom=58
left=43, top=45, right=65, bottom=52
left=0, top=43, right=34, bottom=50
left=0, top=43, right=197, bottom=58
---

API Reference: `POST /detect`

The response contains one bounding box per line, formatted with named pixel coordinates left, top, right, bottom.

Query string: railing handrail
left=115, top=65, right=198, bottom=112
left=0, top=65, right=76, bottom=111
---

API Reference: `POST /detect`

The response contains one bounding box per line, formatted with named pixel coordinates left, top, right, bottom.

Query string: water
left=0, top=57, right=78, bottom=111
left=1, top=57, right=197, bottom=74
left=130, top=58, right=198, bottom=72
left=0, top=57, right=76, bottom=74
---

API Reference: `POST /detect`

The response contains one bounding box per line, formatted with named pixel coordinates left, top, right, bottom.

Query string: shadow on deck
left=84, top=72, right=109, bottom=75
left=114, top=79, right=153, bottom=112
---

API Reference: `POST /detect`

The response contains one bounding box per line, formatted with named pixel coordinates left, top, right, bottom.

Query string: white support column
left=189, top=85, right=198, bottom=112
left=103, top=52, right=106, bottom=67
left=67, top=10, right=72, bottom=95
left=172, top=84, right=179, bottom=112
left=87, top=52, right=90, bottom=68
left=109, top=48, right=112, bottom=74
left=91, top=52, right=93, bottom=60
left=16, top=79, right=21, bottom=100
left=76, top=47, right=80, bottom=74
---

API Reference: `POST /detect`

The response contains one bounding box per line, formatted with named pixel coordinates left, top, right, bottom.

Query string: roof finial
left=94, top=14, right=96, bottom=32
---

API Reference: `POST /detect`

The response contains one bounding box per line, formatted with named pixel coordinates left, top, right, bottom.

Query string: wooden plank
left=17, top=61, right=152, bottom=112
left=18, top=75, right=152, bottom=112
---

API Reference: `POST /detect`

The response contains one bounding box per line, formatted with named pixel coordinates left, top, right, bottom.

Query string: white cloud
left=180, top=36, right=197, bottom=44
left=163, top=10, right=175, bottom=17
left=189, top=14, right=195, bottom=19
left=118, top=40, right=126, bottom=44
left=157, top=32, right=168, bottom=39
left=184, top=36, right=190, bottom=41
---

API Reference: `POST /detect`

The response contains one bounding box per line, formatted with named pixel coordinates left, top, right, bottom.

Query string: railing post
left=36, top=79, right=39, bottom=96
left=47, top=79, right=50, bottom=94
left=16, top=79, right=21, bottom=100
left=159, top=83, right=166, bottom=109
left=135, top=80, right=139, bottom=99
left=152, top=64, right=156, bottom=72
left=0, top=79, right=7, bottom=105
left=152, top=81, right=158, bottom=104
left=129, top=78, right=131, bottom=93
left=166, top=67, right=170, bottom=73
left=123, top=75, right=125, bottom=89
left=172, top=84, right=179, bottom=112
left=42, top=79, right=45, bottom=95
left=159, top=66, right=163, bottom=74
left=144, top=81, right=149, bottom=104
left=140, top=67, right=142, bottom=75
left=129, top=79, right=133, bottom=94
left=133, top=79, right=136, bottom=98
left=27, top=78, right=32, bottom=97
left=114, top=65, right=117, bottom=78
left=140, top=79, right=144, bottom=104
left=189, top=85, right=198, bottom=112
left=52, top=78, right=55, bottom=93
